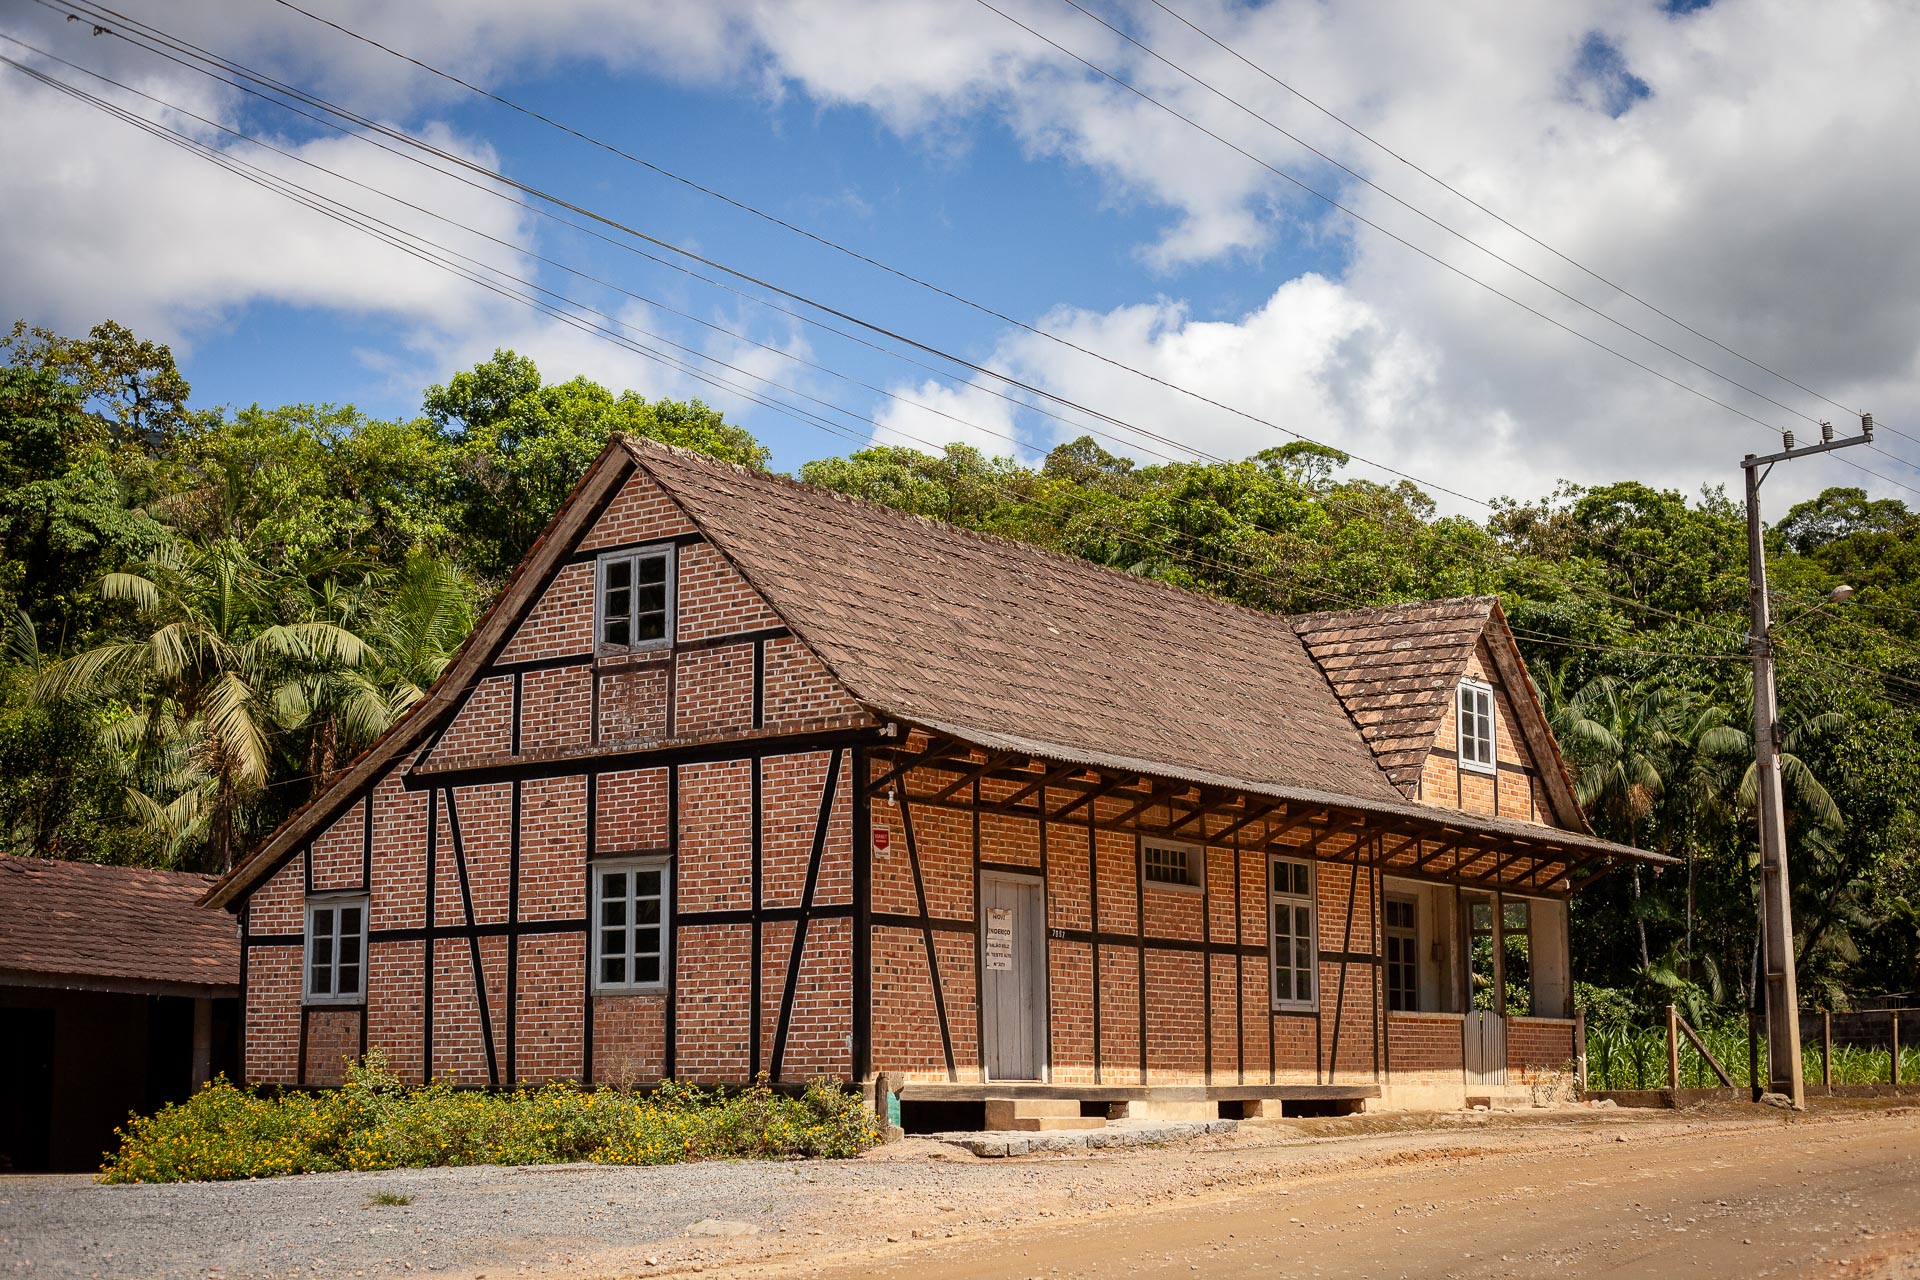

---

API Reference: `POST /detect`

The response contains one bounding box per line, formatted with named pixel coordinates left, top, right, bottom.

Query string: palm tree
left=1548, top=673, right=1677, bottom=968
left=34, top=537, right=369, bottom=870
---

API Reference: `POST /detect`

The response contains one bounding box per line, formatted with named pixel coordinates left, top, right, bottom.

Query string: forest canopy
left=4, top=319, right=1917, bottom=1017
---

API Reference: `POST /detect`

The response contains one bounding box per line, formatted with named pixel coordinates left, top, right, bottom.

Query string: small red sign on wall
left=872, top=827, right=892, bottom=857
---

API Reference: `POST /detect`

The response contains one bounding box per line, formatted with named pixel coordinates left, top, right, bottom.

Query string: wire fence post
left=1822, top=1012, right=1832, bottom=1094
left=1666, top=1004, right=1681, bottom=1091
left=1894, top=1011, right=1902, bottom=1091
left=1747, top=1004, right=1762, bottom=1102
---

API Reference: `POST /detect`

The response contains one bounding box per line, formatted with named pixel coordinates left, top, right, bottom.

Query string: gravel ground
left=3, top=1101, right=1916, bottom=1280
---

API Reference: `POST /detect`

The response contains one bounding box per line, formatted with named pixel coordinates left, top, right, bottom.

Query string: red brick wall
left=240, top=468, right=866, bottom=1088
left=868, top=743, right=1395, bottom=1088
left=1507, top=1016, right=1575, bottom=1071
left=1389, top=1013, right=1465, bottom=1071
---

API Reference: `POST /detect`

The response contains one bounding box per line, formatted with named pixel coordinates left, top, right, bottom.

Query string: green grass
left=366, top=1191, right=414, bottom=1206
left=98, top=1050, right=882, bottom=1184
left=1583, top=1023, right=1919, bottom=1091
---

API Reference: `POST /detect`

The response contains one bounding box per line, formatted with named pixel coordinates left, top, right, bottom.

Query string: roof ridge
left=1288, top=595, right=1497, bottom=629
left=617, top=433, right=1317, bottom=638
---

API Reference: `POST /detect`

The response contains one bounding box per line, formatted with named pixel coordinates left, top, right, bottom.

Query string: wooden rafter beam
left=866, top=738, right=970, bottom=797
left=1047, top=771, right=1136, bottom=822
left=1210, top=798, right=1284, bottom=846
left=927, top=752, right=1020, bottom=805
left=1160, top=790, right=1237, bottom=837
left=999, top=760, right=1087, bottom=809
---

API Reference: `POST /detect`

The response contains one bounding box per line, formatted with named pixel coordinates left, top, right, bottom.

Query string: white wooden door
left=981, top=874, right=1046, bottom=1081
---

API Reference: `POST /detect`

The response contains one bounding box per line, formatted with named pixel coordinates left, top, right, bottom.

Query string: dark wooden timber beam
left=1570, top=858, right=1622, bottom=893
left=1047, top=772, right=1138, bottom=823
left=1210, top=798, right=1284, bottom=846
left=1000, top=761, right=1088, bottom=810
left=927, top=752, right=1021, bottom=805
left=1158, top=790, right=1236, bottom=837
left=865, top=738, right=971, bottom=797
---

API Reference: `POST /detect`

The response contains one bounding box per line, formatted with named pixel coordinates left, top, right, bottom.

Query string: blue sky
left=5, top=0, right=1920, bottom=509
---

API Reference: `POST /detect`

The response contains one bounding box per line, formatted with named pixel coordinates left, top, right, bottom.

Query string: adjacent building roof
left=0, top=854, right=238, bottom=995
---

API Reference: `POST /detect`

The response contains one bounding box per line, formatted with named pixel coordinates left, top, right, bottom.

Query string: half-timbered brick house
left=203, top=435, right=1668, bottom=1118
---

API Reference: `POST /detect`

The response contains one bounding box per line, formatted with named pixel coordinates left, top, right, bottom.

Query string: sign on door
left=984, top=907, right=1015, bottom=971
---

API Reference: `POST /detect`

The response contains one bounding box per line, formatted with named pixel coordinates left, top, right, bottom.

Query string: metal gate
left=1464, top=1009, right=1507, bottom=1085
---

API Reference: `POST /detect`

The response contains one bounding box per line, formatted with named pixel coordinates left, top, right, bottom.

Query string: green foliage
left=4, top=318, right=1920, bottom=1008
left=1582, top=1021, right=1920, bottom=1091
left=97, top=1051, right=880, bottom=1183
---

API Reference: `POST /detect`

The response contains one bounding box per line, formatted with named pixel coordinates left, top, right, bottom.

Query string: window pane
left=1274, top=967, right=1293, bottom=1001
left=604, top=609, right=630, bottom=648
left=634, top=926, right=660, bottom=958
left=1503, top=900, right=1530, bottom=932
left=635, top=611, right=666, bottom=642
left=1294, top=937, right=1312, bottom=973
left=635, top=955, right=660, bottom=985
left=339, top=933, right=361, bottom=966
left=635, top=869, right=661, bottom=898
left=1470, top=901, right=1492, bottom=932
left=636, top=556, right=666, bottom=584
left=312, top=906, right=333, bottom=938
left=312, top=934, right=333, bottom=967
left=340, top=905, right=361, bottom=937
left=602, top=896, right=627, bottom=928
left=1292, top=864, right=1311, bottom=896
left=309, top=963, right=329, bottom=996
left=602, top=956, right=626, bottom=985
left=606, top=559, right=633, bottom=590
left=635, top=895, right=660, bottom=925
left=337, top=963, right=360, bottom=996
left=1294, top=904, right=1311, bottom=938
left=601, top=870, right=627, bottom=901
left=602, top=927, right=625, bottom=959
left=635, top=583, right=666, bottom=613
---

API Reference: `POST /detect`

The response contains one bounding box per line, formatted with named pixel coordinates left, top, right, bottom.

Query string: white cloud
left=4, top=0, right=1920, bottom=510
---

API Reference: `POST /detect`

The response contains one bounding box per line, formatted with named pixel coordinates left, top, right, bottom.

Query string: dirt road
left=732, top=1104, right=1920, bottom=1280
left=6, top=1102, right=1917, bottom=1278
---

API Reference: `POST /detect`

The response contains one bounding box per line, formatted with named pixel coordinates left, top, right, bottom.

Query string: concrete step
left=1005, top=1115, right=1108, bottom=1132
left=983, top=1097, right=1084, bottom=1128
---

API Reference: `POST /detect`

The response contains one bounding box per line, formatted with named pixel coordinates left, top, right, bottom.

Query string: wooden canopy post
left=1666, top=1005, right=1681, bottom=1090
left=1573, top=1006, right=1588, bottom=1095
left=1893, top=1011, right=1902, bottom=1090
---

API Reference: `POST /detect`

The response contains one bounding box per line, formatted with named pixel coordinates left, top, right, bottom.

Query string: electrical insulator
left=1783, top=430, right=1795, bottom=451
left=1821, top=420, right=1834, bottom=442
left=1863, top=412, right=1875, bottom=441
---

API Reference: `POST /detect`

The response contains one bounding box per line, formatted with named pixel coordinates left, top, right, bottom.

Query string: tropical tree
left=32, top=537, right=369, bottom=870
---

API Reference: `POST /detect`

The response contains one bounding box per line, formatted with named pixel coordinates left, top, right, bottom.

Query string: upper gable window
left=1457, top=679, right=1496, bottom=773
left=597, top=547, right=674, bottom=654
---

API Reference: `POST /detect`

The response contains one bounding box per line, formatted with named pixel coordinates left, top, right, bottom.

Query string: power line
left=254, top=0, right=1920, bottom=495
left=14, top=11, right=1920, bottom=690
left=974, top=0, right=1920, bottom=504
left=1140, top=0, right=1920, bottom=454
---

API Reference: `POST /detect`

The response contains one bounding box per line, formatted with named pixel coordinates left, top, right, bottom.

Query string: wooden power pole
left=1742, top=413, right=1873, bottom=1109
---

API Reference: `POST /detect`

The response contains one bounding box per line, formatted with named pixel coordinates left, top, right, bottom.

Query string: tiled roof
left=0, top=854, right=238, bottom=992
left=623, top=437, right=1405, bottom=806
left=1290, top=597, right=1495, bottom=795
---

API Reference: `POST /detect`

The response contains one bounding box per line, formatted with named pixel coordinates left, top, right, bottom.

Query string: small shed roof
left=0, top=854, right=238, bottom=996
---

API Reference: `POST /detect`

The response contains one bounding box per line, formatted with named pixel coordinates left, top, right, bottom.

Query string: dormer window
left=597, top=547, right=674, bottom=654
left=1457, top=679, right=1496, bottom=773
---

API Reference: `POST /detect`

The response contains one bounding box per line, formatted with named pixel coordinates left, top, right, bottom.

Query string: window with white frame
left=305, top=894, right=368, bottom=1005
left=592, top=857, right=669, bottom=993
left=1140, top=836, right=1202, bottom=890
left=1384, top=895, right=1418, bottom=1012
left=1269, top=856, right=1316, bottom=1010
left=596, top=547, right=674, bottom=654
left=1457, top=680, right=1496, bottom=773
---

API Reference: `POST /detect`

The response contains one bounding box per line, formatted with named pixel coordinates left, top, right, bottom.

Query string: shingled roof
left=0, top=854, right=238, bottom=994
left=1292, top=596, right=1587, bottom=830
left=206, top=435, right=1647, bottom=909
left=1291, top=596, right=1496, bottom=792
left=626, top=437, right=1403, bottom=807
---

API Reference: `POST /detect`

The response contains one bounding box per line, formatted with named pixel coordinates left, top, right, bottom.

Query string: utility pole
left=1742, top=412, right=1873, bottom=1109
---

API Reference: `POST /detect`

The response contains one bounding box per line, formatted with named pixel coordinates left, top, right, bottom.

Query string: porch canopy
left=872, top=722, right=1677, bottom=897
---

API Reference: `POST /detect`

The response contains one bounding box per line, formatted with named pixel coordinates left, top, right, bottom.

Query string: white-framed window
left=1139, top=835, right=1203, bottom=891
left=592, top=857, right=670, bottom=993
left=1457, top=679, right=1496, bottom=773
left=1384, top=895, right=1419, bottom=1012
left=305, top=893, right=368, bottom=1005
left=1269, top=856, right=1317, bottom=1011
left=596, top=546, right=674, bottom=654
